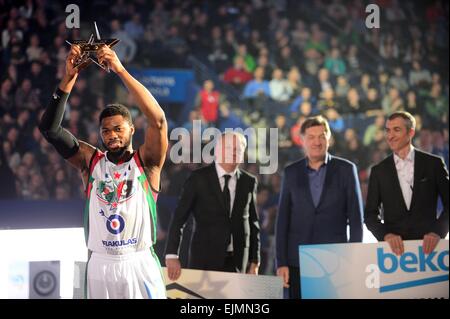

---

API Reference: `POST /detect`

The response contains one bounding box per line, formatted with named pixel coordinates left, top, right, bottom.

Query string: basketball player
left=38, top=44, right=168, bottom=299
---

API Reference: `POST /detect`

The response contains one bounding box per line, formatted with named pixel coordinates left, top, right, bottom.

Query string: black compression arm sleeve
left=38, top=87, right=80, bottom=159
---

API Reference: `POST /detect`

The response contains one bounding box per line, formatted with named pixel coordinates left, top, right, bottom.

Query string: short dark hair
left=387, top=111, right=416, bottom=131
left=99, top=104, right=132, bottom=126
left=300, top=115, right=331, bottom=137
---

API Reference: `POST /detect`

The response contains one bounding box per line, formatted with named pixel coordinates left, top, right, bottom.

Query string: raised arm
left=97, top=46, right=168, bottom=170
left=38, top=45, right=96, bottom=182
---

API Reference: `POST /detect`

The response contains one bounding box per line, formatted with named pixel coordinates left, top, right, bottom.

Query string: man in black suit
left=365, top=111, right=449, bottom=256
left=165, top=132, right=260, bottom=280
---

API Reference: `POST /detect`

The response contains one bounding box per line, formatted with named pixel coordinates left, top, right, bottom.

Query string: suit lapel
left=387, top=154, right=409, bottom=211
left=316, top=156, right=335, bottom=207
left=230, top=170, right=243, bottom=218
left=298, top=160, right=315, bottom=209
left=410, top=150, right=424, bottom=210
left=207, top=164, right=228, bottom=214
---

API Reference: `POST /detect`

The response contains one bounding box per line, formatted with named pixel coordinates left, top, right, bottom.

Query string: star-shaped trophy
left=66, top=22, right=119, bottom=72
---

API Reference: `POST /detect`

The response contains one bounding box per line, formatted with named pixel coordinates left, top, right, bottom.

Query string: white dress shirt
left=215, top=162, right=238, bottom=252
left=393, top=146, right=415, bottom=210
left=215, top=162, right=238, bottom=214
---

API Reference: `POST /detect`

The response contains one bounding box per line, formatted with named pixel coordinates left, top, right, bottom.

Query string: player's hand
left=276, top=266, right=290, bottom=288
left=166, top=257, right=182, bottom=281
left=97, top=45, right=125, bottom=74
left=65, top=44, right=83, bottom=78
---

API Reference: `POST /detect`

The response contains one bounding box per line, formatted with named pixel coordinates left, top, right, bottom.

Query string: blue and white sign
left=129, top=68, right=194, bottom=103
left=299, top=240, right=449, bottom=299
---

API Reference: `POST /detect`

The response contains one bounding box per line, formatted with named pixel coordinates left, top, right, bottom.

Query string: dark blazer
left=365, top=149, right=449, bottom=241
left=165, top=164, right=260, bottom=272
left=276, top=155, right=363, bottom=268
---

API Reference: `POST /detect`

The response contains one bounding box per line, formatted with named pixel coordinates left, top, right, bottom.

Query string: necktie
left=223, top=174, right=231, bottom=216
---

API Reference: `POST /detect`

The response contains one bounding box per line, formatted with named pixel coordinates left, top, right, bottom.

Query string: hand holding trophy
left=65, top=44, right=84, bottom=78
left=96, top=45, right=125, bottom=74
left=66, top=22, right=119, bottom=73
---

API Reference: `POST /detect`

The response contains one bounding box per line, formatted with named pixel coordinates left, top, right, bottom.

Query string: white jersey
left=84, top=150, right=158, bottom=255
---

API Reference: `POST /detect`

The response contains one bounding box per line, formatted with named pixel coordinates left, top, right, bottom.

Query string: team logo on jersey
left=99, top=209, right=125, bottom=234
left=106, top=214, right=125, bottom=234
left=96, top=179, right=136, bottom=209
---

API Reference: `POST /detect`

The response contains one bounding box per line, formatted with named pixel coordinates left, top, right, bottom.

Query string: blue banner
left=129, top=68, right=194, bottom=103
